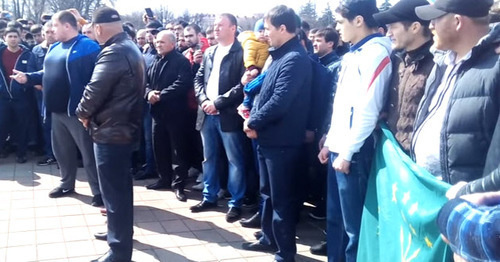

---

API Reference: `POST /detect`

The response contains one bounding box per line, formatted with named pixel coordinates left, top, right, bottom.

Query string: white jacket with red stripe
left=325, top=35, right=392, bottom=161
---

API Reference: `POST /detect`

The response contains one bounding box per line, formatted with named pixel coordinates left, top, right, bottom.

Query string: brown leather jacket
left=386, top=40, right=434, bottom=153
left=76, top=32, right=146, bottom=144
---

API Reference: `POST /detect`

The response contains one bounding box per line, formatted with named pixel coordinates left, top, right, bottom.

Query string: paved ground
left=0, top=155, right=327, bottom=262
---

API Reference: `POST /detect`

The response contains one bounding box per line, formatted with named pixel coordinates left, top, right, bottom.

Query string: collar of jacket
left=350, top=33, right=383, bottom=52
left=320, top=51, right=340, bottom=66
left=209, top=38, right=242, bottom=60
left=217, top=38, right=241, bottom=53
left=269, top=36, right=301, bottom=60
left=101, top=32, right=129, bottom=49
left=156, top=49, right=178, bottom=61
left=396, top=40, right=433, bottom=71
left=0, top=42, right=30, bottom=54
left=467, top=23, right=500, bottom=62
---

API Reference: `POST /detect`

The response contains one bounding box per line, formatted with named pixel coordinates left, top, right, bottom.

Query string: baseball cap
left=92, top=7, right=121, bottom=24
left=339, top=0, right=379, bottom=17
left=415, top=0, right=494, bottom=20
left=373, top=0, right=430, bottom=25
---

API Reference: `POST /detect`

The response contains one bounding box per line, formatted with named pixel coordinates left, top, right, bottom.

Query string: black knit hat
left=92, top=7, right=121, bottom=24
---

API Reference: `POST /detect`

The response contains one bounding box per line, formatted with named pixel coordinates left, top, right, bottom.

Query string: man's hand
left=318, top=134, right=327, bottom=151
left=68, top=8, right=83, bottom=21
left=460, top=191, right=500, bottom=206
left=333, top=157, right=351, bottom=174
left=147, top=90, right=160, bottom=105
left=79, top=118, right=89, bottom=129
left=305, top=130, right=315, bottom=143
left=193, top=50, right=203, bottom=64
left=240, top=69, right=259, bottom=86
left=34, top=85, right=43, bottom=91
left=446, top=181, right=467, bottom=199
left=243, top=120, right=257, bottom=139
left=201, top=100, right=217, bottom=115
left=10, top=69, right=27, bottom=84
left=318, top=146, right=329, bottom=164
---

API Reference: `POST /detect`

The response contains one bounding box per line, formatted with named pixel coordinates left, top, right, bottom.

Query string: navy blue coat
left=248, top=36, right=312, bottom=147
left=0, top=44, right=36, bottom=101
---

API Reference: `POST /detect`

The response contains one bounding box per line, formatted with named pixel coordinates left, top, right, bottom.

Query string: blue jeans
left=200, top=115, right=246, bottom=208
left=327, top=142, right=373, bottom=262
left=258, top=145, right=301, bottom=262
left=94, top=142, right=134, bottom=261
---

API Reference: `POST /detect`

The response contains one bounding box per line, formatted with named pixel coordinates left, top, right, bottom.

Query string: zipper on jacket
left=0, top=68, right=12, bottom=99
left=8, top=49, right=28, bottom=97
left=1, top=48, right=28, bottom=99
left=66, top=37, right=80, bottom=117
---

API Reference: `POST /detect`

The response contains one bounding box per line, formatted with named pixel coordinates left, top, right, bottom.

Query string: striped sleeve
left=339, top=45, right=392, bottom=161
left=437, top=198, right=500, bottom=262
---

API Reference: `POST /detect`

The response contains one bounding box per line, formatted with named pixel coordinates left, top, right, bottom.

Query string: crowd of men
left=0, top=0, right=499, bottom=261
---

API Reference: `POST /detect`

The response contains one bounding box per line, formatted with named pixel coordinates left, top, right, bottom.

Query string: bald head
left=136, top=28, right=147, bottom=47
left=155, top=30, right=176, bottom=57
left=94, top=21, right=123, bottom=44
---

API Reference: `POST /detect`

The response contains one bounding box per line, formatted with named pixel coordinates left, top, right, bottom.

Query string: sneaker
left=37, top=157, right=57, bottom=166
left=48, top=186, right=75, bottom=198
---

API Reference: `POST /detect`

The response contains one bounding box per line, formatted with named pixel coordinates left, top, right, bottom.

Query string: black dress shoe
left=190, top=200, right=217, bottom=213
left=133, top=170, right=157, bottom=180
left=91, top=194, right=104, bottom=207
left=48, top=186, right=75, bottom=198
left=94, top=232, right=107, bottom=241
left=310, top=241, right=327, bottom=256
left=191, top=182, right=204, bottom=191
left=16, top=156, right=27, bottom=164
left=175, top=189, right=187, bottom=202
left=241, top=241, right=277, bottom=253
left=240, top=211, right=261, bottom=228
left=253, top=231, right=263, bottom=240
left=226, top=207, right=242, bottom=223
left=146, top=179, right=171, bottom=190
left=90, top=250, right=131, bottom=262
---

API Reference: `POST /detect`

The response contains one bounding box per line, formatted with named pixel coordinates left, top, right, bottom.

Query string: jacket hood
left=485, top=23, right=500, bottom=46
left=365, top=35, right=393, bottom=56
left=0, top=43, right=31, bottom=53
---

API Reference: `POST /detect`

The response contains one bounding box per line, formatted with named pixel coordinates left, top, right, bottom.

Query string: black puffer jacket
left=456, top=110, right=500, bottom=196
left=194, top=40, right=245, bottom=132
left=412, top=25, right=500, bottom=184
left=76, top=32, right=146, bottom=144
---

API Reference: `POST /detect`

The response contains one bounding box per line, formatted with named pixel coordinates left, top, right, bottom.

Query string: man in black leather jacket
left=75, top=7, right=145, bottom=262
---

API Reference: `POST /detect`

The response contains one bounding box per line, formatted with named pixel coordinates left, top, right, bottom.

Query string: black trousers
left=152, top=115, right=191, bottom=189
